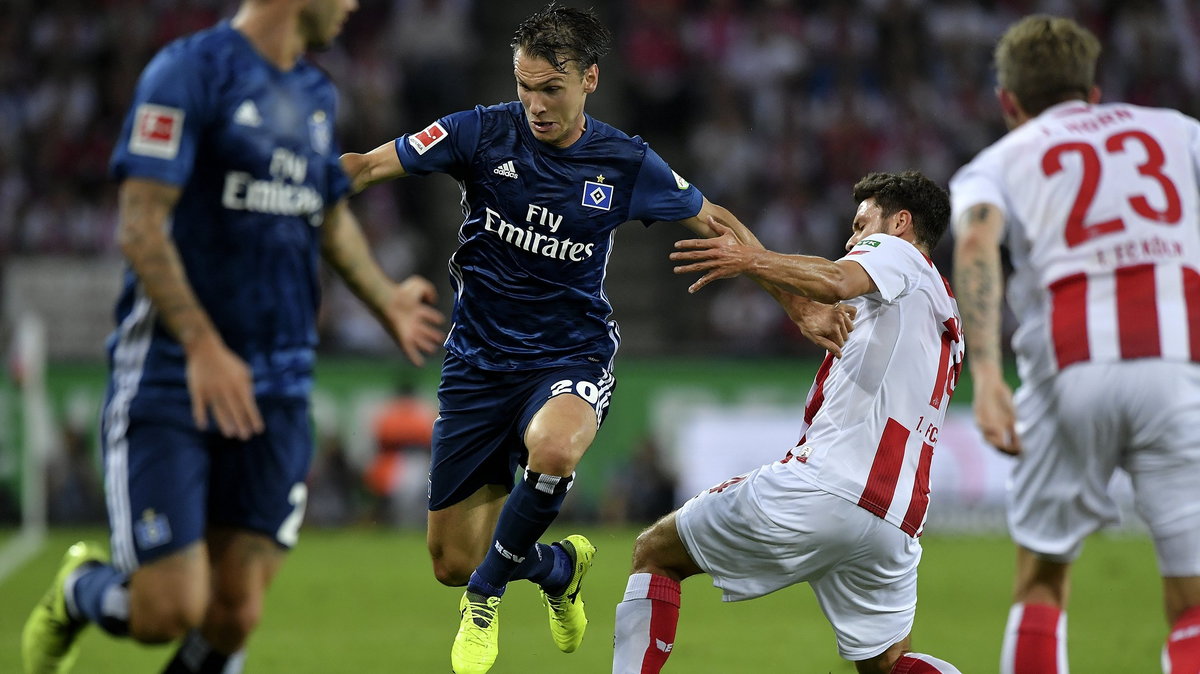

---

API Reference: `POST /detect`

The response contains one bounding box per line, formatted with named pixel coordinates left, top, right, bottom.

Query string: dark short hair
left=852, top=171, right=950, bottom=250
left=510, top=3, right=612, bottom=74
left=995, top=15, right=1100, bottom=116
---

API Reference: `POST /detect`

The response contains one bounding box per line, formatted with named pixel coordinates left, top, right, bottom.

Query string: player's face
left=845, top=197, right=896, bottom=252
left=301, top=0, right=357, bottom=49
left=514, top=49, right=598, bottom=149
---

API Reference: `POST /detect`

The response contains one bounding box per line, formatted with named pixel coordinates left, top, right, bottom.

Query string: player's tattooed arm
left=952, top=202, right=1020, bottom=455
left=321, top=201, right=445, bottom=365
left=117, top=178, right=263, bottom=439
left=952, top=203, right=1005, bottom=372
left=117, top=178, right=215, bottom=347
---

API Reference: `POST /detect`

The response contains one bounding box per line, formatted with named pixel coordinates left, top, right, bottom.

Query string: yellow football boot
left=451, top=591, right=502, bottom=674
left=541, top=534, right=596, bottom=653
left=23, top=541, right=107, bottom=674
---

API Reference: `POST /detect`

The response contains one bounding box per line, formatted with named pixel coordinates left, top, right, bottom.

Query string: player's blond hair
left=994, top=15, right=1100, bottom=116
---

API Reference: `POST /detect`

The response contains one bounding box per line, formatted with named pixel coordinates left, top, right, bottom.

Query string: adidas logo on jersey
left=493, top=160, right=519, bottom=179
left=234, top=100, right=262, bottom=127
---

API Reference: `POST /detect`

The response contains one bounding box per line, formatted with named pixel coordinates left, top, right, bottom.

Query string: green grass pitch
left=0, top=527, right=1162, bottom=672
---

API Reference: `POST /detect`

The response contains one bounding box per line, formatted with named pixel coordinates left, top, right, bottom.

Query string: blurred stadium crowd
left=1, top=0, right=1198, bottom=358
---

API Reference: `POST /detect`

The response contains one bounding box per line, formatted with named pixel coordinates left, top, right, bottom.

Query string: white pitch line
left=0, top=528, right=46, bottom=584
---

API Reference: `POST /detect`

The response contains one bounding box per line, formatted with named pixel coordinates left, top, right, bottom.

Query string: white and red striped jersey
left=950, top=101, right=1200, bottom=384
left=783, top=233, right=963, bottom=538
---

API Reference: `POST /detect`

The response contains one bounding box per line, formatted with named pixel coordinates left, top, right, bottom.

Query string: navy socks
left=467, top=468, right=573, bottom=597
left=66, top=562, right=130, bottom=636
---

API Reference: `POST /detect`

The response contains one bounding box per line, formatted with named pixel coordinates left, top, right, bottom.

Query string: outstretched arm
left=952, top=202, right=1020, bottom=455
left=675, top=201, right=857, bottom=356
left=340, top=140, right=409, bottom=194
left=117, top=177, right=263, bottom=439
left=672, top=221, right=875, bottom=301
left=321, top=199, right=446, bottom=365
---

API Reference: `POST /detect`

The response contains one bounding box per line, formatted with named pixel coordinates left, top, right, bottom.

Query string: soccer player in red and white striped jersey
left=612, top=172, right=962, bottom=674
left=952, top=15, right=1200, bottom=674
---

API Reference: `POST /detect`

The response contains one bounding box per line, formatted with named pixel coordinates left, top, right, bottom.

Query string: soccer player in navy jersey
left=22, top=1, right=445, bottom=673
left=341, top=4, right=854, bottom=673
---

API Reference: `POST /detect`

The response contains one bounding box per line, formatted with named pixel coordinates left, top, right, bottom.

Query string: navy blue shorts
left=429, top=353, right=616, bottom=511
left=99, top=391, right=312, bottom=572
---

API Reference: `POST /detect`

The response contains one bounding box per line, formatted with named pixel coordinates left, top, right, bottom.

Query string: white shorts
left=676, top=461, right=921, bottom=661
left=1011, top=361, right=1200, bottom=576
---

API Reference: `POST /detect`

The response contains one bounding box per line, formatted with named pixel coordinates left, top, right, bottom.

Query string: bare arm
left=676, top=199, right=749, bottom=241
left=117, top=177, right=262, bottom=438
left=671, top=219, right=876, bottom=302
left=675, top=200, right=857, bottom=355
left=952, top=202, right=1020, bottom=455
left=320, top=200, right=445, bottom=365
left=340, top=140, right=409, bottom=194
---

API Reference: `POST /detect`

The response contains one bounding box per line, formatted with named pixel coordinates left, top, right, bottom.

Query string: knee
left=429, top=546, right=475, bottom=587
left=630, top=526, right=664, bottom=572
left=854, top=639, right=909, bottom=674
left=854, top=654, right=898, bottom=674
left=1012, top=547, right=1070, bottom=606
left=525, top=442, right=580, bottom=477
left=206, top=592, right=264, bottom=645
left=128, top=585, right=207, bottom=643
left=523, top=410, right=595, bottom=477
left=1163, top=579, right=1200, bottom=625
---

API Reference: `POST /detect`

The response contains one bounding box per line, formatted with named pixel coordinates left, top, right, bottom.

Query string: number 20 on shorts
left=550, top=379, right=601, bottom=404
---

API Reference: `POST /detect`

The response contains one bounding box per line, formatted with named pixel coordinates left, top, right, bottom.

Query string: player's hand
left=379, top=275, right=446, bottom=366
left=973, top=371, right=1021, bottom=456
left=670, top=219, right=757, bottom=293
left=784, top=297, right=857, bottom=358
left=184, top=333, right=263, bottom=440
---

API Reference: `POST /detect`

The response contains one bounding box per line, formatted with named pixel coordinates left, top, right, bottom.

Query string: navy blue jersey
left=395, top=101, right=703, bottom=371
left=108, top=22, right=349, bottom=407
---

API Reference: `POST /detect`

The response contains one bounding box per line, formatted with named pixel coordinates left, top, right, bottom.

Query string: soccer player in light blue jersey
left=22, top=1, right=445, bottom=673
left=342, top=4, right=855, bottom=673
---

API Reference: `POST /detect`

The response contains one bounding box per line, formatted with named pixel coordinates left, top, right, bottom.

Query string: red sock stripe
left=892, top=653, right=950, bottom=673
left=892, top=654, right=920, bottom=673
left=640, top=584, right=681, bottom=674
left=1174, top=606, right=1200, bottom=626
left=645, top=575, right=681, bottom=607
left=1167, top=605, right=1200, bottom=674
left=1115, top=264, right=1161, bottom=359
left=1013, top=603, right=1061, bottom=673
left=1049, top=273, right=1089, bottom=369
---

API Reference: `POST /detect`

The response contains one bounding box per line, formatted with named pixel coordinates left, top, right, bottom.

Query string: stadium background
left=0, top=0, right=1196, bottom=671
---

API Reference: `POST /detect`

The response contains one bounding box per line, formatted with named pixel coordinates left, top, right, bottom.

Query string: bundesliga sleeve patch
left=408, top=121, right=448, bottom=155
left=129, top=103, right=184, bottom=159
